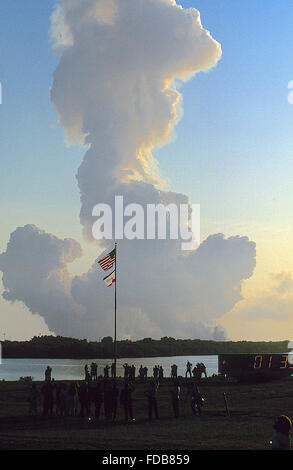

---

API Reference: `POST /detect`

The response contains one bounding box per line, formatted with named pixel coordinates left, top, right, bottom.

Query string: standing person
left=195, top=362, right=206, bottom=380
left=185, top=361, right=192, bottom=378
left=59, top=383, right=67, bottom=416
left=200, top=362, right=207, bottom=379
left=78, top=381, right=90, bottom=418
left=188, top=383, right=204, bottom=416
left=87, top=380, right=93, bottom=416
left=120, top=381, right=135, bottom=422
left=90, top=363, right=94, bottom=380
left=139, top=365, right=144, bottom=381
left=104, top=364, right=110, bottom=378
left=55, top=382, right=61, bottom=415
left=170, top=379, right=180, bottom=419
left=123, top=363, right=129, bottom=379
left=94, top=363, right=98, bottom=380
left=171, top=364, right=177, bottom=379
left=131, top=365, right=136, bottom=382
left=67, top=382, right=78, bottom=417
left=271, top=415, right=292, bottom=450
left=159, top=366, right=164, bottom=380
left=28, top=383, right=40, bottom=416
left=173, top=364, right=178, bottom=378
left=90, top=363, right=97, bottom=381
left=111, top=362, right=116, bottom=379
left=145, top=381, right=159, bottom=421
left=84, top=364, right=90, bottom=382
left=93, top=380, right=104, bottom=420
left=103, top=380, right=113, bottom=420
left=110, top=381, right=119, bottom=421
left=192, top=365, right=200, bottom=380
left=45, top=366, right=52, bottom=382
left=41, top=381, right=54, bottom=417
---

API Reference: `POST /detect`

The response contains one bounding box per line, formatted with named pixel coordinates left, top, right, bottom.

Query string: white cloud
left=0, top=225, right=255, bottom=340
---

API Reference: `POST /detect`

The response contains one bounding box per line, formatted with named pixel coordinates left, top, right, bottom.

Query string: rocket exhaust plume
left=50, top=0, right=222, bottom=240
left=0, top=0, right=256, bottom=340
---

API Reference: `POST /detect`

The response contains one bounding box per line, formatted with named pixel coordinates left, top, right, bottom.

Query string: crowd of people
left=26, top=360, right=293, bottom=449
left=27, top=360, right=206, bottom=423
left=79, top=360, right=207, bottom=382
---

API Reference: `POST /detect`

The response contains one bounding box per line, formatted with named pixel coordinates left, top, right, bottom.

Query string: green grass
left=0, top=377, right=292, bottom=450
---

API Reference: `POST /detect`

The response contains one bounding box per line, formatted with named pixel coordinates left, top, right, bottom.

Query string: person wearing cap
left=271, top=415, right=292, bottom=450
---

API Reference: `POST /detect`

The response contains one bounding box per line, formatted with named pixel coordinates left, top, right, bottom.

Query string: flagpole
left=114, top=242, right=117, bottom=378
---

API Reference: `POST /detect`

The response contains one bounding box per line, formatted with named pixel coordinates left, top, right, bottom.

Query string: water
left=0, top=355, right=218, bottom=381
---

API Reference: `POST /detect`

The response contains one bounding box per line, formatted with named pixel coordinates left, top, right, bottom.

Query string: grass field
left=0, top=377, right=292, bottom=450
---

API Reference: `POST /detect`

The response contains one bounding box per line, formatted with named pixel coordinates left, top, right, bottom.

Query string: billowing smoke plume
left=50, top=0, right=222, bottom=240
left=0, top=225, right=85, bottom=336
left=70, top=233, right=255, bottom=339
left=0, top=0, right=257, bottom=340
left=0, top=224, right=255, bottom=340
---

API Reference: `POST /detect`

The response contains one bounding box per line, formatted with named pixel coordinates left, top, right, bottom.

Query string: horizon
left=0, top=333, right=291, bottom=345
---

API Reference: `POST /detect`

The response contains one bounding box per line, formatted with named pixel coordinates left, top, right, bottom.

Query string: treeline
left=1, top=335, right=290, bottom=359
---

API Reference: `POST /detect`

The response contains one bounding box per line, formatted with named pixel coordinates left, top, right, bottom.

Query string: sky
left=0, top=0, right=293, bottom=342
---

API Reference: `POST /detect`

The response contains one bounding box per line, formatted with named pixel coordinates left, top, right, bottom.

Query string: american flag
left=97, top=248, right=116, bottom=271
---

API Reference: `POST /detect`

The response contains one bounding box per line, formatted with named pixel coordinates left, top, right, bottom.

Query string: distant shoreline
left=1, top=335, right=289, bottom=360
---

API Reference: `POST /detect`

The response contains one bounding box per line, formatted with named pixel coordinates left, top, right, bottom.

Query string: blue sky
left=158, top=1, right=293, bottom=231
left=0, top=1, right=83, bottom=234
left=1, top=1, right=293, bottom=340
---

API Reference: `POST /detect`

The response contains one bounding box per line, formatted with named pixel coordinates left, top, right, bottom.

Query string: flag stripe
left=97, top=248, right=116, bottom=271
left=99, top=258, right=115, bottom=269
